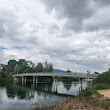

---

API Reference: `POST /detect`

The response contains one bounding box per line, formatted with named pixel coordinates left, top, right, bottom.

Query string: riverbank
left=39, top=93, right=110, bottom=110
left=98, top=89, right=110, bottom=98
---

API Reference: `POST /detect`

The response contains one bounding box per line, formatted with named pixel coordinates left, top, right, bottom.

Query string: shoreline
left=40, top=96, right=97, bottom=110
left=98, top=89, right=110, bottom=98
left=37, top=92, right=110, bottom=110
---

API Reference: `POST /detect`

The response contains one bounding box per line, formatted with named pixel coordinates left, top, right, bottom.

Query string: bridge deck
left=12, top=73, right=96, bottom=79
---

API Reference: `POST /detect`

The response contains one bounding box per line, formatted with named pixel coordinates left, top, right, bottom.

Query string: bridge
left=12, top=73, right=96, bottom=84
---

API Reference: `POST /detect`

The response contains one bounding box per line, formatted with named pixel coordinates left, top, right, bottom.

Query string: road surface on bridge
left=12, top=73, right=96, bottom=79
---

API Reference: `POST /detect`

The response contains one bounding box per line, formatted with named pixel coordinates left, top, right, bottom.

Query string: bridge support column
left=32, top=76, right=35, bottom=88
left=33, top=76, right=35, bottom=83
left=35, top=77, right=38, bottom=83
left=53, top=76, right=56, bottom=83
left=35, top=77, right=38, bottom=88
left=80, top=78, right=83, bottom=91
left=53, top=76, right=57, bottom=93
left=24, top=77, right=26, bottom=85
left=22, top=76, right=24, bottom=85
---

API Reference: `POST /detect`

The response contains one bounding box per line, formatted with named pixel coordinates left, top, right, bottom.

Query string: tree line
left=1, top=59, right=53, bottom=74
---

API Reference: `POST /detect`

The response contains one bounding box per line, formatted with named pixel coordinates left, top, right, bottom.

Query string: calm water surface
left=0, top=80, right=91, bottom=110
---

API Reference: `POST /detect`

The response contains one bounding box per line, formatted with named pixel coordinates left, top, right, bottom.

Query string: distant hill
left=53, top=69, right=65, bottom=73
left=53, top=69, right=87, bottom=75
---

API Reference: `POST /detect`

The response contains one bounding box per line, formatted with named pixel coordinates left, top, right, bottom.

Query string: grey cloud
left=42, top=0, right=94, bottom=31
left=42, top=0, right=110, bottom=31
left=83, top=5, right=110, bottom=31
left=95, top=0, right=110, bottom=6
left=48, top=23, right=60, bottom=34
left=0, top=9, right=23, bottom=41
left=42, top=0, right=93, bottom=19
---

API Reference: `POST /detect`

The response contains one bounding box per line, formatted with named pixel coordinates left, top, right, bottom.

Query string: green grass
left=92, top=83, right=110, bottom=91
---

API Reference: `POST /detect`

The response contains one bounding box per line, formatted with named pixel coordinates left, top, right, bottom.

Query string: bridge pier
left=53, top=76, right=57, bottom=83
left=34, top=77, right=38, bottom=88
left=32, top=76, right=35, bottom=88
left=24, top=77, right=26, bottom=85
left=22, top=76, right=24, bottom=86
left=35, top=77, right=38, bottom=83
left=32, top=76, right=38, bottom=87
left=33, top=76, right=35, bottom=83
left=79, top=78, right=83, bottom=91
left=53, top=76, right=57, bottom=93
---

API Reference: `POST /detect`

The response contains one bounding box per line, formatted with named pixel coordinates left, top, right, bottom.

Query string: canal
left=0, top=79, right=91, bottom=110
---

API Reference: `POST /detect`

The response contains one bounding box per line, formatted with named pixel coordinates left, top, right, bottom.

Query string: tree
left=13, top=64, right=20, bottom=74
left=87, top=70, right=91, bottom=76
left=94, top=71, right=99, bottom=75
left=7, top=59, right=17, bottom=73
left=44, top=61, right=49, bottom=72
left=18, top=59, right=27, bottom=66
left=44, top=62, right=53, bottom=72
left=36, top=63, right=43, bottom=72
left=27, top=61, right=35, bottom=68
left=48, top=63, right=53, bottom=72
left=17, top=59, right=29, bottom=73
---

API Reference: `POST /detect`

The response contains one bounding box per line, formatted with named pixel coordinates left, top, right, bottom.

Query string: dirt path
left=98, top=89, right=110, bottom=98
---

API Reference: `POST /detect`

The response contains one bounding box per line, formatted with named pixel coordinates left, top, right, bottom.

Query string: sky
left=0, top=0, right=110, bottom=73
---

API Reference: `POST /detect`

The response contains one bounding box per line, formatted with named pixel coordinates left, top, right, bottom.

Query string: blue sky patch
left=0, top=46, right=6, bottom=52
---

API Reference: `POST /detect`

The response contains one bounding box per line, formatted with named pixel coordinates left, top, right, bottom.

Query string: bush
left=92, top=70, right=110, bottom=91
left=92, top=83, right=110, bottom=90
left=93, top=71, right=110, bottom=84
left=0, top=72, right=13, bottom=85
left=79, top=88, right=92, bottom=96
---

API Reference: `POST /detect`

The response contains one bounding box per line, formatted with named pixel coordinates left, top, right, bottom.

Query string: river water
left=0, top=80, right=91, bottom=110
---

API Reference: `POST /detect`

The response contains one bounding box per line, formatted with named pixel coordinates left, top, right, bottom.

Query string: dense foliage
left=4, top=59, right=53, bottom=74
left=92, top=70, right=110, bottom=90
left=0, top=59, right=53, bottom=86
left=0, top=72, right=13, bottom=86
left=93, top=70, right=110, bottom=84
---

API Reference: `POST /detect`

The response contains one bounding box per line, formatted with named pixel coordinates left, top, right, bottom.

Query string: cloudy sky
left=0, top=0, right=110, bottom=73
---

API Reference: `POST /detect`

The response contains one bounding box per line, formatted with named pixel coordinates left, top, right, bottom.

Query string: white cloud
left=0, top=0, right=110, bottom=73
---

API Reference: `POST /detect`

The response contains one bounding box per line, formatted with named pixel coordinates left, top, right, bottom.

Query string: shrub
left=92, top=83, right=110, bottom=90
left=93, top=71, right=110, bottom=84
left=79, top=88, right=92, bottom=96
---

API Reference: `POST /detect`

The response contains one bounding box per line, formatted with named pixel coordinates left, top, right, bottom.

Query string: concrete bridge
left=12, top=73, right=96, bottom=84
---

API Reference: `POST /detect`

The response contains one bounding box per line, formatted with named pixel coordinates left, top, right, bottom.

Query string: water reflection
left=6, top=79, right=91, bottom=99
left=0, top=79, right=91, bottom=110
left=62, top=81, right=72, bottom=91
